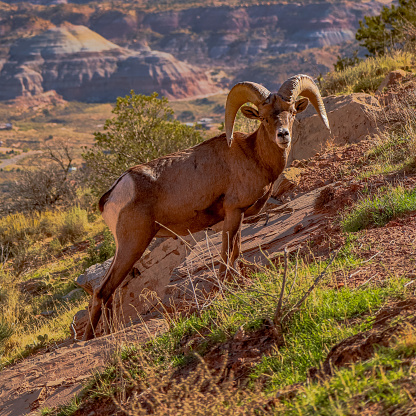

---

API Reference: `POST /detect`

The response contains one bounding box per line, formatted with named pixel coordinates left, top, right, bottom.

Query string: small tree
left=83, top=91, right=203, bottom=195
left=10, top=141, right=79, bottom=212
left=356, top=0, right=416, bottom=56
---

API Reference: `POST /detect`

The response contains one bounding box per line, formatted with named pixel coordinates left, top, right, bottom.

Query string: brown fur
left=82, top=93, right=323, bottom=340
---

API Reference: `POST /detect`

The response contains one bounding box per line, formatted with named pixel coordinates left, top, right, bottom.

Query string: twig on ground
left=282, top=246, right=341, bottom=325
left=354, top=273, right=379, bottom=290
left=273, top=247, right=288, bottom=326
left=361, top=251, right=382, bottom=264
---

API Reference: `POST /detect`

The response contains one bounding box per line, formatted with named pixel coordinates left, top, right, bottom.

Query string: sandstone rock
left=62, top=288, right=85, bottom=301
left=0, top=24, right=218, bottom=102
left=18, top=278, right=47, bottom=296
left=76, top=258, right=113, bottom=295
left=272, top=167, right=302, bottom=197
left=289, top=93, right=380, bottom=163
left=377, top=70, right=408, bottom=93
left=40, top=311, right=55, bottom=317
left=163, top=186, right=330, bottom=312
left=73, top=230, right=214, bottom=336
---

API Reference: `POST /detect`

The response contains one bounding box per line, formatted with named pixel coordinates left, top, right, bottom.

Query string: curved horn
left=225, top=82, right=271, bottom=146
left=278, top=74, right=330, bottom=131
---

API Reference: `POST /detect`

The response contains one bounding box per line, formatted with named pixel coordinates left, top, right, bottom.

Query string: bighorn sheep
left=83, top=74, right=330, bottom=340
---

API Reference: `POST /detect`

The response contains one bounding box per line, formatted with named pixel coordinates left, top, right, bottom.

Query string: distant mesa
left=0, top=24, right=218, bottom=102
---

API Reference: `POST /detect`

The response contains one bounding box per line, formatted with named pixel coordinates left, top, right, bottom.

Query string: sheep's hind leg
left=83, top=219, right=157, bottom=341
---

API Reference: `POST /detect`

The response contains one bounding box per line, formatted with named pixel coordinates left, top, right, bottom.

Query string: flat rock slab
left=0, top=319, right=167, bottom=416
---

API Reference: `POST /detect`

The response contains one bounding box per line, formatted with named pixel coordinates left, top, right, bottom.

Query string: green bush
left=83, top=91, right=202, bottom=196
left=84, top=228, right=116, bottom=268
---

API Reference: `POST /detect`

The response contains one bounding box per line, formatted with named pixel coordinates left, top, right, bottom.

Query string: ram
left=83, top=74, right=330, bottom=340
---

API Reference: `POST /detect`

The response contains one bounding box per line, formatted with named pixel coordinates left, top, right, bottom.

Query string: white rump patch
left=102, top=174, right=136, bottom=245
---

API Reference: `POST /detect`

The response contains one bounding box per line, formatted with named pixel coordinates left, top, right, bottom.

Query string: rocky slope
left=2, top=73, right=415, bottom=414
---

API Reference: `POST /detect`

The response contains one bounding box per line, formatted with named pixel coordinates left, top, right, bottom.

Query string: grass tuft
left=342, top=186, right=416, bottom=232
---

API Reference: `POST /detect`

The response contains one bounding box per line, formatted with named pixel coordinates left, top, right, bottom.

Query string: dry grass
left=321, top=51, right=416, bottom=96
left=0, top=208, right=106, bottom=365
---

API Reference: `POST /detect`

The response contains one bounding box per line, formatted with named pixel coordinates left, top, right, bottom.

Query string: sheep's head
left=224, top=74, right=330, bottom=148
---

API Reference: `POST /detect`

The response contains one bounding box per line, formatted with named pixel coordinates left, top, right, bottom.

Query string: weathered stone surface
left=272, top=167, right=302, bottom=197
left=73, top=231, right=214, bottom=336
left=0, top=24, right=218, bottom=102
left=18, top=278, right=47, bottom=296
left=76, top=258, right=112, bottom=295
left=289, top=93, right=380, bottom=163
left=164, top=186, right=328, bottom=311
left=377, top=70, right=408, bottom=93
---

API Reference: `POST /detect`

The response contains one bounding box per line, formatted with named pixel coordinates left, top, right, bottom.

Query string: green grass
left=45, top=238, right=413, bottom=415
left=342, top=186, right=416, bottom=232
left=286, top=325, right=416, bottom=415
left=0, top=255, right=90, bottom=366
left=0, top=207, right=107, bottom=365
left=251, top=278, right=404, bottom=389
left=357, top=134, right=415, bottom=180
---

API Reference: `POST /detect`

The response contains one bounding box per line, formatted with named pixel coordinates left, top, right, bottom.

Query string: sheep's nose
left=278, top=128, right=290, bottom=139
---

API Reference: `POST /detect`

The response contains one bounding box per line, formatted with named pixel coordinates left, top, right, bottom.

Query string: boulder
left=377, top=70, right=408, bottom=93
left=272, top=167, right=302, bottom=197
left=18, top=278, right=47, bottom=296
left=73, top=231, right=214, bottom=336
left=289, top=93, right=380, bottom=163
left=163, top=186, right=329, bottom=312
left=76, top=258, right=113, bottom=295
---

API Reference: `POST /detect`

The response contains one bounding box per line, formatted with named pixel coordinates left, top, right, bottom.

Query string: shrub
left=83, top=91, right=202, bottom=196
left=9, top=142, right=81, bottom=213
left=84, top=228, right=116, bottom=268
left=58, top=207, right=89, bottom=244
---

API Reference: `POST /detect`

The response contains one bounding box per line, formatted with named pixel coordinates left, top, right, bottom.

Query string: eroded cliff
left=0, top=24, right=217, bottom=101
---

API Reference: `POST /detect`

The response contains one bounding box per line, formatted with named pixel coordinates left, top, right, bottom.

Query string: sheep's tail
left=98, top=171, right=129, bottom=213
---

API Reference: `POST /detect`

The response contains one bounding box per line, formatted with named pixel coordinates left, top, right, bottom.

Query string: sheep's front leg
left=244, top=186, right=272, bottom=218
left=219, top=208, right=243, bottom=276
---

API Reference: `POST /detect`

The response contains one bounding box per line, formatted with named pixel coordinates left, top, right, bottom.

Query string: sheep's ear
left=295, top=98, right=309, bottom=113
left=241, top=106, right=260, bottom=120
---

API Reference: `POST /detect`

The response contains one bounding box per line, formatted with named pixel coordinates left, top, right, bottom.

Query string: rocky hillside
left=0, top=0, right=393, bottom=101
left=0, top=23, right=217, bottom=102
left=2, top=71, right=416, bottom=415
